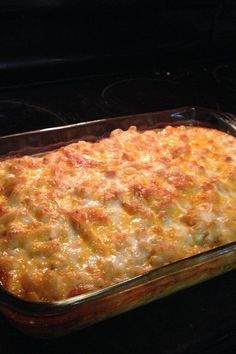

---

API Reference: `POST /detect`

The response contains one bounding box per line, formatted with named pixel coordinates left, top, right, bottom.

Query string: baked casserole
left=0, top=125, right=236, bottom=302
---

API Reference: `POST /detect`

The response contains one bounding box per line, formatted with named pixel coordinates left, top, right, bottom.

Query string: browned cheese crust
left=0, top=125, right=236, bottom=301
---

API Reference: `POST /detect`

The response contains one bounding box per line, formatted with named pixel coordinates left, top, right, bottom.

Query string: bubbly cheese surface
left=0, top=125, right=236, bottom=301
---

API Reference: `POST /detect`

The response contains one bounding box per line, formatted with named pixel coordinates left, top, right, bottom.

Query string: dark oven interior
left=0, top=1, right=236, bottom=353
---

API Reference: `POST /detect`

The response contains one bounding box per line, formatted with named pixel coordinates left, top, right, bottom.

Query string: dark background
left=0, top=0, right=236, bottom=86
left=0, top=1, right=236, bottom=353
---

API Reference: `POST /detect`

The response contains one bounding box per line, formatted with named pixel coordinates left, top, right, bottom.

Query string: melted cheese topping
left=0, top=125, right=236, bottom=301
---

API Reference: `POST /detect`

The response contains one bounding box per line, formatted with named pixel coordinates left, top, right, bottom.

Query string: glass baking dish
left=0, top=106, right=236, bottom=338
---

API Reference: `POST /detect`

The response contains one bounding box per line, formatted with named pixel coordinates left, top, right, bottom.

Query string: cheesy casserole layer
left=0, top=125, right=236, bottom=301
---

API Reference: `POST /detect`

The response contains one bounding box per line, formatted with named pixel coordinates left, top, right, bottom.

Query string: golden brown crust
left=0, top=125, right=236, bottom=301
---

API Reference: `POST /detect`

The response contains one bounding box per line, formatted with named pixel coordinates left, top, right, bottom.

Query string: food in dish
left=0, top=125, right=236, bottom=301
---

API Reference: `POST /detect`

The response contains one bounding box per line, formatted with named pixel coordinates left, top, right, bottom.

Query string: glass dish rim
left=0, top=105, right=236, bottom=313
left=1, top=105, right=234, bottom=141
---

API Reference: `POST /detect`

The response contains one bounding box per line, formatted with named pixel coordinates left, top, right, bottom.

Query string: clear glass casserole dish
left=0, top=106, right=236, bottom=338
